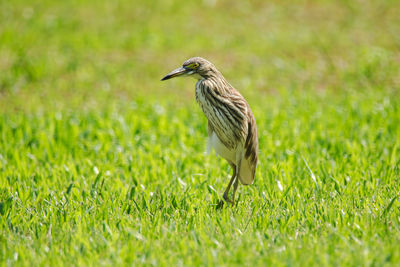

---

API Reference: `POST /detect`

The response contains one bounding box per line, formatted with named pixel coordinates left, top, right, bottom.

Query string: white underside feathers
left=208, top=132, right=254, bottom=185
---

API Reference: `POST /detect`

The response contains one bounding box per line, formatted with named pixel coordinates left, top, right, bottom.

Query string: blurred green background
left=1, top=0, right=399, bottom=111
left=1, top=0, right=400, bottom=266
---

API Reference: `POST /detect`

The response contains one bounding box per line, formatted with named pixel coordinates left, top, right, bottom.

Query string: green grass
left=1, top=0, right=400, bottom=266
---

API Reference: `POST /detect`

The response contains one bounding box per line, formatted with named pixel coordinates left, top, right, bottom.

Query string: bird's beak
left=161, top=67, right=188, bottom=81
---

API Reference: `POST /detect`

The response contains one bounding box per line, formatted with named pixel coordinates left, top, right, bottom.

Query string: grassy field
left=1, top=0, right=400, bottom=266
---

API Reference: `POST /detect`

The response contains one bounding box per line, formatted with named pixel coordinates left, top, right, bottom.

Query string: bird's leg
left=231, top=175, right=240, bottom=204
left=222, top=167, right=236, bottom=204
left=231, top=156, right=242, bottom=205
left=217, top=163, right=236, bottom=208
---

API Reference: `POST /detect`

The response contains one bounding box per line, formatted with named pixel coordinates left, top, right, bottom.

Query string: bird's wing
left=238, top=104, right=258, bottom=185
left=197, top=80, right=258, bottom=184
left=199, top=82, right=248, bottom=150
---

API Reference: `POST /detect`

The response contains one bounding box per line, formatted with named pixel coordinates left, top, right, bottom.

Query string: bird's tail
left=238, top=157, right=256, bottom=185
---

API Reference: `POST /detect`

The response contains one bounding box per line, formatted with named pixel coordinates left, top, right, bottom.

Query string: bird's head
left=161, top=57, right=216, bottom=81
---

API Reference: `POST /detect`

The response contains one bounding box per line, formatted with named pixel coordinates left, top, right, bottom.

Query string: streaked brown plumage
left=161, top=57, right=258, bottom=206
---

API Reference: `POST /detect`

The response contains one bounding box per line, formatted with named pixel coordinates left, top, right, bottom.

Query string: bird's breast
left=195, top=80, right=247, bottom=150
left=209, top=131, right=236, bottom=163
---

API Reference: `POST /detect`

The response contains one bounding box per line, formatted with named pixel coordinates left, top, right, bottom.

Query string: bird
left=161, top=57, right=258, bottom=207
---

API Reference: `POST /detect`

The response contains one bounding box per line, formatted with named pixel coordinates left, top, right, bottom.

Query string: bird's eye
left=186, top=63, right=199, bottom=69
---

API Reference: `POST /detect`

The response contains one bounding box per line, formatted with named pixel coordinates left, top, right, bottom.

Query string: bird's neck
left=201, top=71, right=232, bottom=95
left=190, top=73, right=204, bottom=80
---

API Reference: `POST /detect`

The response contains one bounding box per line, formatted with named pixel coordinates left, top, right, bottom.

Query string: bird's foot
left=216, top=194, right=234, bottom=209
left=216, top=200, right=225, bottom=209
